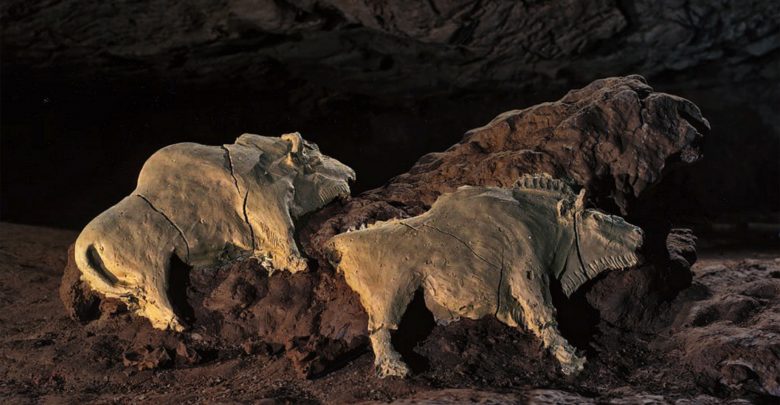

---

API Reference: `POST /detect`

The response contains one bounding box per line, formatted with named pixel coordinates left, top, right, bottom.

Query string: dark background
left=1, top=0, right=778, bottom=230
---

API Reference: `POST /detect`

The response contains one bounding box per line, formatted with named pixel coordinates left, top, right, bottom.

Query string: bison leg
left=142, top=253, right=187, bottom=332
left=365, top=281, right=421, bottom=378
left=74, top=196, right=187, bottom=332
left=508, top=273, right=585, bottom=375
left=369, top=328, right=410, bottom=378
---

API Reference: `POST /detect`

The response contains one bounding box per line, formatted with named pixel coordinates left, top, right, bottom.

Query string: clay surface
left=74, top=132, right=355, bottom=331
left=4, top=223, right=777, bottom=403
left=328, top=175, right=643, bottom=377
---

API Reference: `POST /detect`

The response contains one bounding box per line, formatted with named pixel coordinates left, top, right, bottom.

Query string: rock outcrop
left=304, top=75, right=706, bottom=260
left=3, top=1, right=777, bottom=97
left=300, top=74, right=709, bottom=356
left=661, top=255, right=780, bottom=397
left=3, top=1, right=777, bottom=231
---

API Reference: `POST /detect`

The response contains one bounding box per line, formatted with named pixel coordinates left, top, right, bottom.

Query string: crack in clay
left=221, top=146, right=241, bottom=194
left=495, top=248, right=505, bottom=318
left=135, top=194, right=191, bottom=261
left=421, top=223, right=500, bottom=269
left=222, top=146, right=259, bottom=253
left=242, top=191, right=257, bottom=252
left=399, top=221, right=420, bottom=232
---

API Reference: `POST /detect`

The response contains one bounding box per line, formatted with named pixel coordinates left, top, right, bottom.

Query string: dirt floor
left=1, top=222, right=778, bottom=404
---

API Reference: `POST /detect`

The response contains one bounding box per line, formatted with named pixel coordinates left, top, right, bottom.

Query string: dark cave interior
left=1, top=2, right=780, bottom=403
left=1, top=0, right=778, bottom=236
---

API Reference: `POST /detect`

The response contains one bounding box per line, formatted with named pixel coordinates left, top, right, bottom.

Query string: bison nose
left=633, top=227, right=645, bottom=246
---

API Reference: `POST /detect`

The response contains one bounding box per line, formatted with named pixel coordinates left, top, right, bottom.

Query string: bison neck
left=548, top=226, right=578, bottom=296
left=559, top=228, right=625, bottom=297
left=560, top=245, right=590, bottom=297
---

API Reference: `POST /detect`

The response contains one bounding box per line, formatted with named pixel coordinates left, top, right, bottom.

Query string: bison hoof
left=375, top=357, right=410, bottom=379
left=559, top=354, right=586, bottom=375
left=169, top=319, right=186, bottom=333
left=157, top=314, right=186, bottom=333
left=280, top=255, right=308, bottom=273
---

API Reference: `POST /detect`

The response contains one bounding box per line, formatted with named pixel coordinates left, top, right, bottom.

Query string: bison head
left=559, top=188, right=644, bottom=296
left=279, top=132, right=356, bottom=218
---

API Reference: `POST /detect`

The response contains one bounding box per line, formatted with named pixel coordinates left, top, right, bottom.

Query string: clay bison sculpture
left=74, top=132, right=355, bottom=331
left=327, top=174, right=644, bottom=377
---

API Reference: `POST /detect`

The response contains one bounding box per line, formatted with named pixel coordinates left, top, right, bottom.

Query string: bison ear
left=281, top=132, right=303, bottom=158
left=556, top=199, right=571, bottom=219
left=574, top=188, right=586, bottom=212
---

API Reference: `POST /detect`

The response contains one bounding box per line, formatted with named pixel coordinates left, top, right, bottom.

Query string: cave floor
left=0, top=222, right=777, bottom=404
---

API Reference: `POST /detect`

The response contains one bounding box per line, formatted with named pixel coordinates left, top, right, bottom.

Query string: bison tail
left=74, top=234, right=123, bottom=297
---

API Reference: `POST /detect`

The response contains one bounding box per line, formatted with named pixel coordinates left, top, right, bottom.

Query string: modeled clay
left=75, top=132, right=355, bottom=331
left=327, top=174, right=644, bottom=378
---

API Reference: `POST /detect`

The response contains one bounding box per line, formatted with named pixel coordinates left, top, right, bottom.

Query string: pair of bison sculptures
left=75, top=132, right=643, bottom=378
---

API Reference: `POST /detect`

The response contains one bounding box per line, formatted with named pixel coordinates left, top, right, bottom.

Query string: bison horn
left=574, top=188, right=587, bottom=212
left=282, top=132, right=304, bottom=157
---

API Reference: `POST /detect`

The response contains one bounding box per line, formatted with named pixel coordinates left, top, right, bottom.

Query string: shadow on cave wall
left=0, top=72, right=556, bottom=228
left=2, top=69, right=777, bottom=232
left=1, top=0, right=778, bottom=231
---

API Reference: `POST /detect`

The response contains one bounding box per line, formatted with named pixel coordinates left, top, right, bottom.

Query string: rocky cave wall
left=1, top=0, right=778, bottom=228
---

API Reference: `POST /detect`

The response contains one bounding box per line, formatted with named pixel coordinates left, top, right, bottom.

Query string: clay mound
left=61, top=245, right=368, bottom=378
left=6, top=222, right=772, bottom=402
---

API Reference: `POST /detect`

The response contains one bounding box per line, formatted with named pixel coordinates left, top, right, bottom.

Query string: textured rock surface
left=660, top=255, right=780, bottom=397
left=189, top=257, right=368, bottom=378
left=74, top=132, right=354, bottom=330
left=45, top=76, right=777, bottom=400
left=329, top=176, right=643, bottom=377
left=60, top=234, right=368, bottom=378
left=2, top=1, right=777, bottom=230
left=302, top=77, right=707, bottom=334
left=6, top=222, right=776, bottom=402
left=58, top=245, right=101, bottom=323
left=2, top=0, right=777, bottom=96
left=304, top=75, right=707, bottom=258
left=359, top=388, right=754, bottom=404
left=583, top=228, right=698, bottom=329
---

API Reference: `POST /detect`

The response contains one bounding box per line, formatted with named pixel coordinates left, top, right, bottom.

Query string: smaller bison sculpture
left=327, top=174, right=644, bottom=377
left=75, top=132, right=355, bottom=331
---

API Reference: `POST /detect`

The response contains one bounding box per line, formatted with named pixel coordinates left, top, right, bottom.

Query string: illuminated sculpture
left=74, top=132, right=355, bottom=331
left=328, top=175, right=644, bottom=377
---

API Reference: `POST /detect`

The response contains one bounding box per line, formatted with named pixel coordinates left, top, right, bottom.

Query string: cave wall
left=1, top=0, right=778, bottom=228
